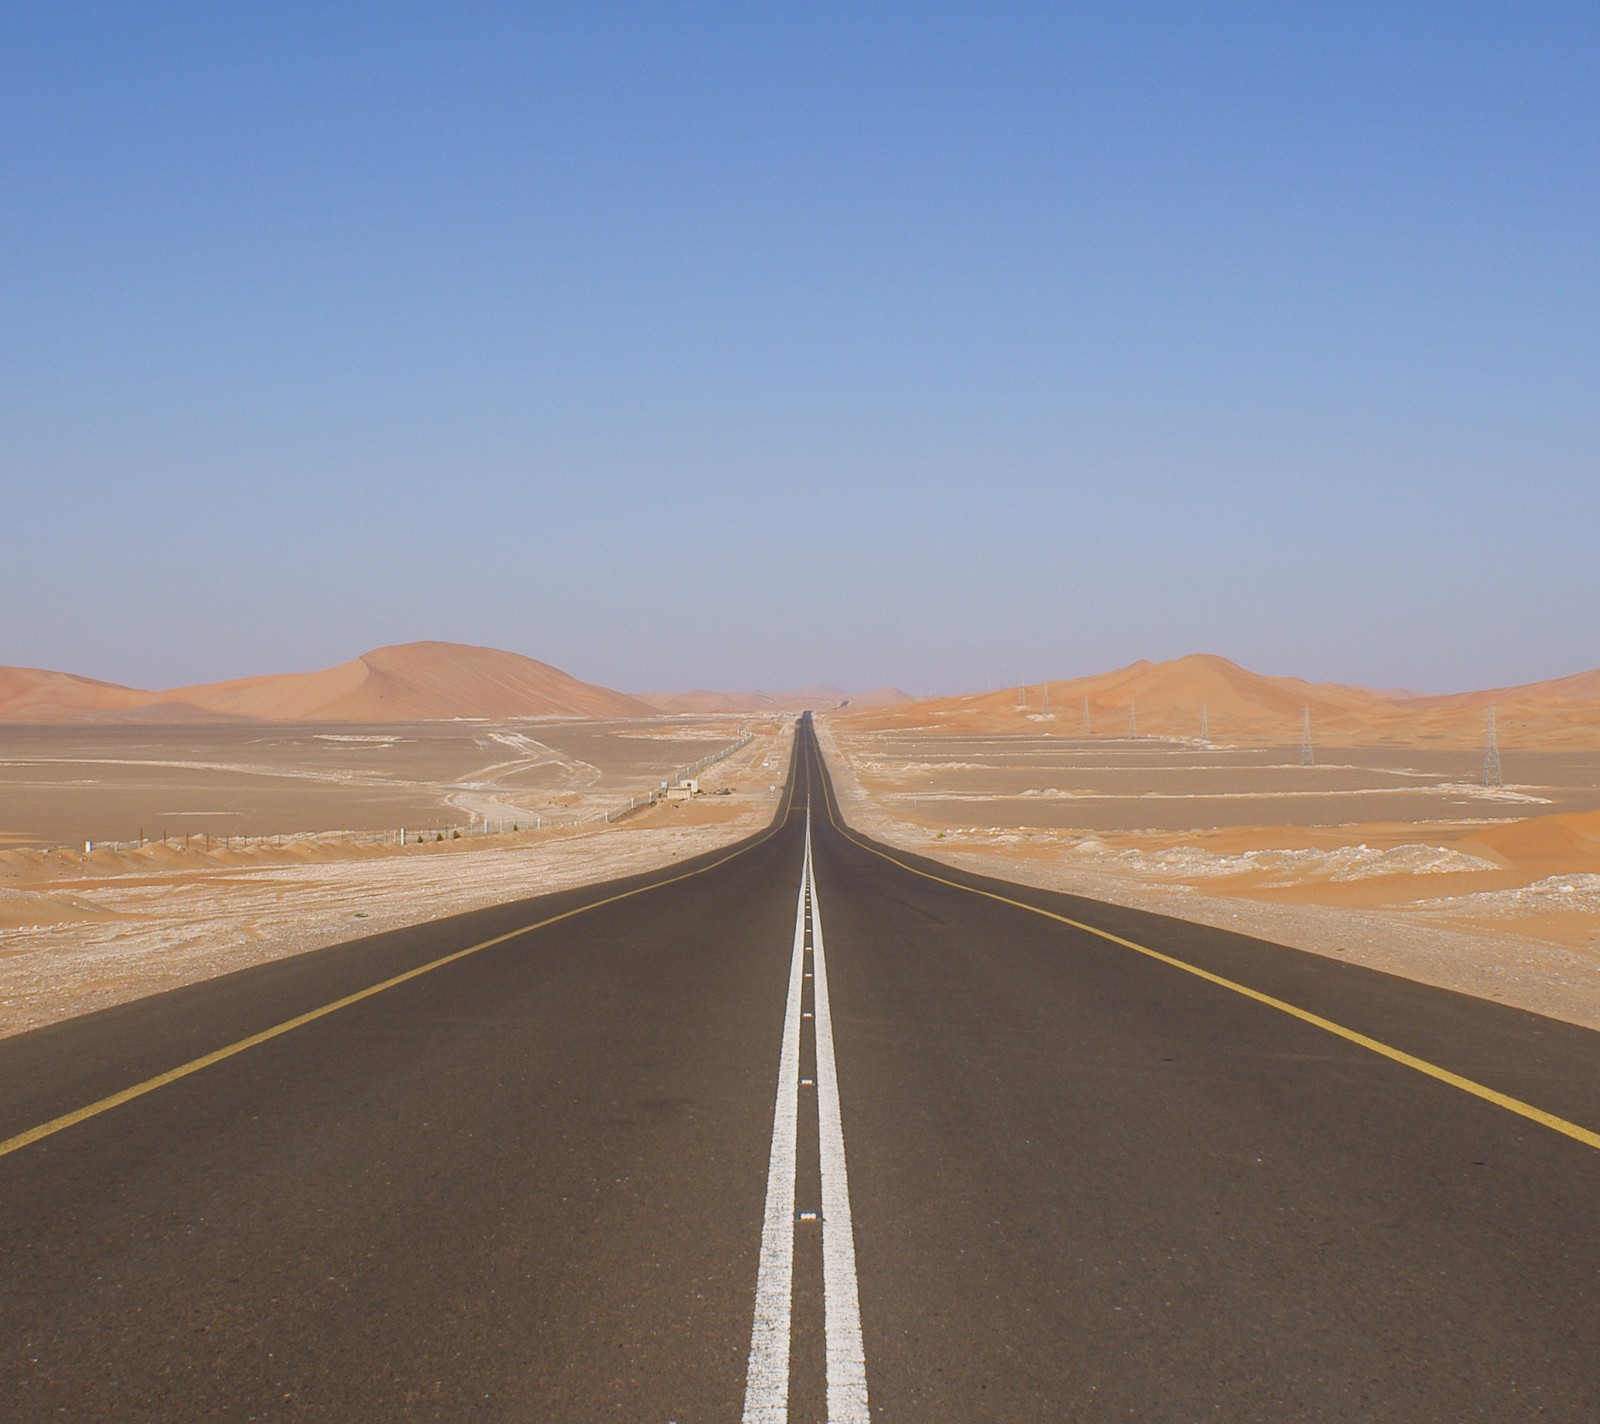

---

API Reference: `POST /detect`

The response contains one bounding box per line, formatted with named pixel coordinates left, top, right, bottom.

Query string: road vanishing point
left=2, top=715, right=1598, bottom=1420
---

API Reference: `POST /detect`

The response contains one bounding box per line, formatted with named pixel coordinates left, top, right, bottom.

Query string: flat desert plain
left=0, top=716, right=793, bottom=1035
left=0, top=716, right=772, bottom=849
left=818, top=715, right=1600, bottom=1030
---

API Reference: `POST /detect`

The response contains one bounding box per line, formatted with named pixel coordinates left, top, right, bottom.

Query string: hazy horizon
left=6, top=6, right=1597, bottom=697
left=8, top=636, right=1598, bottom=706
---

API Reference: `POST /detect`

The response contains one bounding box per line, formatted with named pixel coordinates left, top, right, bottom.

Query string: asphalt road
left=2, top=715, right=1598, bottom=1421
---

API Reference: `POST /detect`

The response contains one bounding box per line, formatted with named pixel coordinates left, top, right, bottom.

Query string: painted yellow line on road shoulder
left=817, top=769, right=1600, bottom=1154
left=0, top=765, right=802, bottom=1163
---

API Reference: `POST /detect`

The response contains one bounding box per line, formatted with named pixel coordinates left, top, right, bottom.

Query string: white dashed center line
left=743, top=806, right=869, bottom=1423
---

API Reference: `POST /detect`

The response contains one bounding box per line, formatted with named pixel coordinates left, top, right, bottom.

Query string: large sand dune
left=0, top=667, right=155, bottom=721
left=12, top=645, right=1593, bottom=736
left=0, top=642, right=653, bottom=724
left=846, top=653, right=1600, bottom=748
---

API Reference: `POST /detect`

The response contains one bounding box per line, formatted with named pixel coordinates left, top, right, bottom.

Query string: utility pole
left=1200, top=703, right=1210, bottom=745
left=1083, top=696, right=1092, bottom=736
left=1483, top=706, right=1503, bottom=788
left=1128, top=700, right=1138, bottom=740
left=1042, top=681, right=1049, bottom=715
left=1300, top=705, right=1315, bottom=767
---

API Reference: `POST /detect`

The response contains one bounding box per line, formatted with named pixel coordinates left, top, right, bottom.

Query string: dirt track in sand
left=0, top=715, right=771, bottom=848
left=0, top=721, right=794, bottom=1037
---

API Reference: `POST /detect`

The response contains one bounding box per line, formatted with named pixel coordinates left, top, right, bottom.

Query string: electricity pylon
left=1300, top=705, right=1315, bottom=767
left=1128, top=700, right=1138, bottom=740
left=1483, top=706, right=1503, bottom=788
left=1083, top=696, right=1092, bottom=736
left=1200, top=704, right=1210, bottom=744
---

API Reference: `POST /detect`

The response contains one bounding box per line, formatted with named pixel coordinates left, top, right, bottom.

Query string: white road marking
left=742, top=832, right=809, bottom=1424
left=809, top=827, right=870, bottom=1424
left=742, top=805, right=870, bottom=1423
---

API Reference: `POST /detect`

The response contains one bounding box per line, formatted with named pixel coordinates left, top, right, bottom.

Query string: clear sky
left=5, top=3, right=1597, bottom=696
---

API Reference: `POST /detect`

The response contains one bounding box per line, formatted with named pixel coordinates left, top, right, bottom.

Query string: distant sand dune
left=640, top=684, right=913, bottom=713
left=5, top=646, right=1596, bottom=740
left=0, top=642, right=654, bottom=724
left=0, top=667, right=154, bottom=721
left=844, top=653, right=1600, bottom=748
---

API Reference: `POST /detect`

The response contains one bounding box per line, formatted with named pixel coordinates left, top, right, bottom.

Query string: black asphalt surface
left=2, top=715, right=1598, bottom=1420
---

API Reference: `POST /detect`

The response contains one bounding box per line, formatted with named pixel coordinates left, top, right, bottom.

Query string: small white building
left=665, top=778, right=699, bottom=801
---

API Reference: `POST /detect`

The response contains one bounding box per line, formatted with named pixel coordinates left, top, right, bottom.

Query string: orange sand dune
left=0, top=642, right=652, bottom=723
left=1112, top=809, right=1600, bottom=882
left=1458, top=809, right=1600, bottom=873
left=846, top=686, right=915, bottom=708
left=1402, top=666, right=1600, bottom=711
left=644, top=684, right=910, bottom=713
left=155, top=642, right=654, bottom=721
left=643, top=689, right=788, bottom=713
left=0, top=667, right=154, bottom=721
left=845, top=653, right=1600, bottom=748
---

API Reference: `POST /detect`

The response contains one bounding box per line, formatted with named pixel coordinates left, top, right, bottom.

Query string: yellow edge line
left=0, top=752, right=803, bottom=1162
left=817, top=761, right=1600, bottom=1153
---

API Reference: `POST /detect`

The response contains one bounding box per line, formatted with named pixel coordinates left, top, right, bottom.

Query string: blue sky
left=4, top=3, right=1596, bottom=695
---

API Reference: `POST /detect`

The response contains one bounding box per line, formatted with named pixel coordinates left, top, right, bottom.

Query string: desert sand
left=0, top=641, right=654, bottom=724
left=819, top=661, right=1600, bottom=1030
left=0, top=719, right=794, bottom=1037
left=0, top=715, right=773, bottom=848
left=847, top=652, right=1600, bottom=748
left=641, top=684, right=913, bottom=713
left=8, top=643, right=1600, bottom=1037
left=0, top=640, right=805, bottom=1037
left=0, top=642, right=920, bottom=725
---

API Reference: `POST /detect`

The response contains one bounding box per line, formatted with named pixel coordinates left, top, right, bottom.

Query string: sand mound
left=645, top=689, right=778, bottom=713
left=845, top=655, right=1389, bottom=737
left=643, top=684, right=878, bottom=713
left=0, top=667, right=153, bottom=721
left=1459, top=810, right=1600, bottom=873
left=845, top=687, right=915, bottom=708
left=845, top=653, right=1600, bottom=748
left=0, top=643, right=653, bottom=724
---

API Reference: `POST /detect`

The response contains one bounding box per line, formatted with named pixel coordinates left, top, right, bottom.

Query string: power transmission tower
left=1128, top=700, right=1138, bottom=740
left=1042, top=681, right=1049, bottom=715
left=1200, top=703, right=1210, bottom=744
left=1483, top=706, right=1503, bottom=788
left=1299, top=705, right=1315, bottom=767
left=1083, top=696, right=1092, bottom=736
left=1017, top=677, right=1025, bottom=711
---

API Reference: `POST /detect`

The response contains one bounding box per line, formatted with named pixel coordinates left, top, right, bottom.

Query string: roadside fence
left=594, top=729, right=755, bottom=824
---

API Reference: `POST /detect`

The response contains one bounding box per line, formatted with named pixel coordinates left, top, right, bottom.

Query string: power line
left=1483, top=706, right=1503, bottom=788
